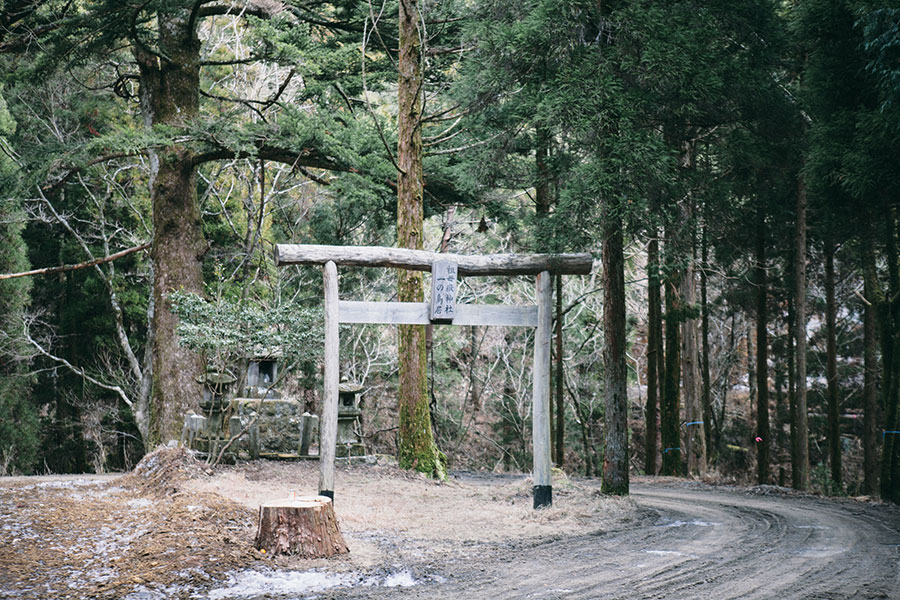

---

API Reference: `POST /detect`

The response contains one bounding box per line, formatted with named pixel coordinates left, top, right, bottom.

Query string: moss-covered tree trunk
left=135, top=9, right=204, bottom=445
left=397, top=0, right=443, bottom=478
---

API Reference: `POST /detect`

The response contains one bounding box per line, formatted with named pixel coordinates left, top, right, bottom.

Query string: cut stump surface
left=254, top=496, right=349, bottom=558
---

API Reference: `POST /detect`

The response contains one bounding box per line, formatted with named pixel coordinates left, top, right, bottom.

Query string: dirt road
left=323, top=480, right=900, bottom=600
left=3, top=454, right=899, bottom=599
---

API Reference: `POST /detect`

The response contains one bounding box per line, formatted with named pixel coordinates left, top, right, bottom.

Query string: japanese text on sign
left=430, top=260, right=458, bottom=322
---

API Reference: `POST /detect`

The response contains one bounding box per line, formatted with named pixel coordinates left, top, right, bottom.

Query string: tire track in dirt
left=336, top=482, right=900, bottom=599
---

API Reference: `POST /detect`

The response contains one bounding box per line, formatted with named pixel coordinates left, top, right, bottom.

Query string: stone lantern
left=191, top=370, right=237, bottom=456
left=336, top=382, right=365, bottom=457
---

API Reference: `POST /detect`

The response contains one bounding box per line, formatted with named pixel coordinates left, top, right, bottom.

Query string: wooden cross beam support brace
left=338, top=301, right=538, bottom=327
left=275, top=244, right=592, bottom=276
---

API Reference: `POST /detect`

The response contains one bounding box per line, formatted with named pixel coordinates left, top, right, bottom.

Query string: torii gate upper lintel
left=274, top=243, right=593, bottom=509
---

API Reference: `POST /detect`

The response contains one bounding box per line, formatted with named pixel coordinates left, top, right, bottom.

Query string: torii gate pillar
left=532, top=271, right=552, bottom=508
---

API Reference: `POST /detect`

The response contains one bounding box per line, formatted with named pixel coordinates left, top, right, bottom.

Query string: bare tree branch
left=23, top=318, right=134, bottom=408
left=0, top=243, right=150, bottom=280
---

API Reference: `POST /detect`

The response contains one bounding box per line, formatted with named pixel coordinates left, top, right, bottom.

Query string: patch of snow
left=31, top=479, right=104, bottom=490
left=93, top=486, right=125, bottom=498
left=207, top=568, right=423, bottom=599
left=125, top=584, right=190, bottom=600
left=206, top=569, right=351, bottom=599
left=658, top=520, right=720, bottom=528
left=383, top=570, right=417, bottom=587
left=127, top=498, right=154, bottom=509
left=645, top=550, right=696, bottom=558
left=85, top=567, right=118, bottom=583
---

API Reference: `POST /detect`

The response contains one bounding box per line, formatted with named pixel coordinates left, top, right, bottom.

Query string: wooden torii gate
left=275, top=244, right=593, bottom=508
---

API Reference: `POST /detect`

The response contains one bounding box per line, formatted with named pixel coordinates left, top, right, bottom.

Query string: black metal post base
left=533, top=485, right=552, bottom=509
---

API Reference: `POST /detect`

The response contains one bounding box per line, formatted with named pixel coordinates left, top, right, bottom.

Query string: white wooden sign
left=430, top=260, right=458, bottom=322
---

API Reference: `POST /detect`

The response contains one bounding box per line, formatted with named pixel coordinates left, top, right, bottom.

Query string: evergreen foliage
left=0, top=84, right=38, bottom=474
left=0, top=0, right=896, bottom=501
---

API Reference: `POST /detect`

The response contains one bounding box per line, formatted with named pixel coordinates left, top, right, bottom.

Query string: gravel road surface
left=328, top=481, right=900, bottom=600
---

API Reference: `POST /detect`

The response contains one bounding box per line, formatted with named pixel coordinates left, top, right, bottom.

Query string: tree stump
left=254, top=496, right=349, bottom=557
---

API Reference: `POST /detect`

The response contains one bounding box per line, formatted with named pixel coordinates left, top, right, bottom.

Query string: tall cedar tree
left=397, top=0, right=444, bottom=478
left=602, top=200, right=628, bottom=495
left=0, top=86, right=38, bottom=473
left=3, top=1, right=412, bottom=445
left=645, top=235, right=661, bottom=475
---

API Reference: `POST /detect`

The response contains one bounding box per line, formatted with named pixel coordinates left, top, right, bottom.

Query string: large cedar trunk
left=660, top=268, right=682, bottom=476
left=136, top=10, right=205, bottom=445
left=880, top=211, right=900, bottom=501
left=755, top=210, right=770, bottom=485
left=681, top=250, right=706, bottom=478
left=397, top=0, right=442, bottom=477
left=793, top=179, right=810, bottom=490
left=602, top=213, right=628, bottom=495
left=700, top=225, right=712, bottom=457
left=645, top=236, right=661, bottom=475
left=787, top=284, right=796, bottom=473
left=862, top=244, right=879, bottom=495
left=825, top=235, right=841, bottom=488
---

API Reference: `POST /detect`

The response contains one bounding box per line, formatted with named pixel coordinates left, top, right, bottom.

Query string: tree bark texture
left=136, top=10, right=205, bottom=445
left=397, top=0, right=443, bottom=478
left=680, top=258, right=706, bottom=477
left=645, top=236, right=661, bottom=475
left=755, top=211, right=770, bottom=485
left=254, top=497, right=349, bottom=557
left=788, top=286, right=796, bottom=483
left=862, top=244, right=879, bottom=495
left=700, top=225, right=712, bottom=457
left=793, top=179, right=810, bottom=490
left=747, top=325, right=756, bottom=422
left=555, top=274, right=564, bottom=467
left=880, top=211, right=900, bottom=501
left=602, top=214, right=628, bottom=495
left=825, top=234, right=841, bottom=488
left=661, top=270, right=682, bottom=476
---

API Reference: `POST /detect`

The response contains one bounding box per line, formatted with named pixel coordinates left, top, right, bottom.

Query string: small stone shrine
left=336, top=382, right=365, bottom=458
left=244, top=354, right=281, bottom=398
